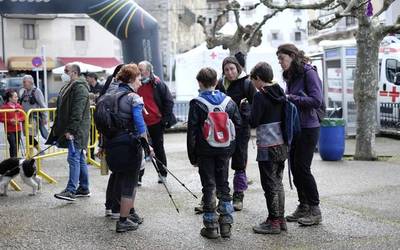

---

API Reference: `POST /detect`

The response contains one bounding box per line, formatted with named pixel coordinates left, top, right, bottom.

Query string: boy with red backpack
left=187, top=67, right=241, bottom=239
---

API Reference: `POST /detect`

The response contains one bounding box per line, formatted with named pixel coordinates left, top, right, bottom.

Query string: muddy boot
left=232, top=192, right=244, bottom=211
left=278, top=217, right=287, bottom=231
left=218, top=201, right=234, bottom=238
left=194, top=197, right=205, bottom=214
left=286, top=204, right=310, bottom=222
left=298, top=205, right=322, bottom=226
left=253, top=218, right=281, bottom=234
left=201, top=212, right=220, bottom=239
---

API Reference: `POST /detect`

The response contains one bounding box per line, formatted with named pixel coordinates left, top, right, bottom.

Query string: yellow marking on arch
left=105, top=0, right=131, bottom=29
left=125, top=7, right=138, bottom=38
left=88, top=0, right=121, bottom=16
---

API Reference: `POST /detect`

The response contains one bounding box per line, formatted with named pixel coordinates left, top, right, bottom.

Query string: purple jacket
left=286, top=64, right=322, bottom=128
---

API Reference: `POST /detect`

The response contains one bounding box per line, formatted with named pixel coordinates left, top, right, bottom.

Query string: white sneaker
left=105, top=209, right=112, bottom=217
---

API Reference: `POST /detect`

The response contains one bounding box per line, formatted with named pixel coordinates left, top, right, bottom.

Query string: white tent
left=52, top=61, right=104, bottom=74
left=174, top=43, right=283, bottom=101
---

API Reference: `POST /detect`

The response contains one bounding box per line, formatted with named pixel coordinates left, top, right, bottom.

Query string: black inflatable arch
left=0, top=0, right=162, bottom=78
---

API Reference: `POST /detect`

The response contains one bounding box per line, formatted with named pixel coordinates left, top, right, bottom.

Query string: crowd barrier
left=0, top=106, right=100, bottom=191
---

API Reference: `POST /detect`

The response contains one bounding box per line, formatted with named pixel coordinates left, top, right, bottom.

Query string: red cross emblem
left=388, top=86, right=399, bottom=102
left=210, top=51, right=217, bottom=60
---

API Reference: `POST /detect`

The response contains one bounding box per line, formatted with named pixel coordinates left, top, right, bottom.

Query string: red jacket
left=0, top=102, right=25, bottom=133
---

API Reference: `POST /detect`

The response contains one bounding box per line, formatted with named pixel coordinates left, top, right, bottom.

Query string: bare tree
left=261, top=0, right=400, bottom=160
left=197, top=1, right=280, bottom=56
left=199, top=0, right=399, bottom=160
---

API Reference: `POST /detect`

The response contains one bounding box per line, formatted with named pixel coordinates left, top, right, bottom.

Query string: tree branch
left=197, top=15, right=210, bottom=38
left=247, top=9, right=280, bottom=46
left=381, top=16, right=400, bottom=35
left=261, top=0, right=337, bottom=10
left=373, top=0, right=396, bottom=18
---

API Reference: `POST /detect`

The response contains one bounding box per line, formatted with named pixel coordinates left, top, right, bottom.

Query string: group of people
left=0, top=42, right=323, bottom=237
left=0, top=75, right=48, bottom=158
left=187, top=43, right=323, bottom=238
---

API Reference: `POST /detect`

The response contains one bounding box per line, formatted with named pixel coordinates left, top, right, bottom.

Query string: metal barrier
left=1, top=106, right=101, bottom=191
left=380, top=102, right=400, bottom=130
left=0, top=108, right=25, bottom=191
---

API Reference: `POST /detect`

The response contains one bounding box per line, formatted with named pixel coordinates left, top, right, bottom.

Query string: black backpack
left=94, top=90, right=130, bottom=139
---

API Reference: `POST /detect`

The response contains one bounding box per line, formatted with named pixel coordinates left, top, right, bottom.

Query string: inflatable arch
left=0, top=0, right=163, bottom=78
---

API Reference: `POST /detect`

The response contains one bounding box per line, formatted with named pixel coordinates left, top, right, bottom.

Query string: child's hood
left=199, top=90, right=227, bottom=105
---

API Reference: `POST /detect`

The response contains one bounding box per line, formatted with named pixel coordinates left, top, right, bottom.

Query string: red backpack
left=195, top=96, right=236, bottom=148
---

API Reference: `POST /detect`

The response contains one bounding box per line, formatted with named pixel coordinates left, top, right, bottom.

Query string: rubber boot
left=253, top=218, right=281, bottom=234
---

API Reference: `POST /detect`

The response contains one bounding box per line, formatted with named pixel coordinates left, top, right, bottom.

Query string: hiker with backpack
left=216, top=56, right=257, bottom=211
left=187, top=67, right=241, bottom=239
left=94, top=64, right=151, bottom=233
left=248, top=62, right=290, bottom=234
left=277, top=44, right=323, bottom=226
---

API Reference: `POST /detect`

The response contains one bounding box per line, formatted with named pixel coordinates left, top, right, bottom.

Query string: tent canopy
left=52, top=61, right=104, bottom=74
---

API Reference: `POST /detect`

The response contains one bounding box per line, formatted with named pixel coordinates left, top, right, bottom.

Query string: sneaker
left=219, top=224, right=232, bottom=238
left=54, top=190, right=76, bottom=201
left=200, top=227, right=219, bottom=239
left=233, top=192, right=244, bottom=211
left=105, top=209, right=112, bottom=217
left=158, top=176, right=166, bottom=184
left=253, top=219, right=281, bottom=234
left=116, top=219, right=138, bottom=233
left=129, top=212, right=144, bottom=224
left=298, top=205, right=322, bottom=226
left=75, top=187, right=91, bottom=197
left=111, top=213, right=120, bottom=220
left=286, top=204, right=310, bottom=222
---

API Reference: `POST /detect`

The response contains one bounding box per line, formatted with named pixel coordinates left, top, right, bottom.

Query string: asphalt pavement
left=1, top=133, right=400, bottom=249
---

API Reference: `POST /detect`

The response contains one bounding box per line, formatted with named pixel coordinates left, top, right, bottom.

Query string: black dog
left=0, top=158, right=42, bottom=196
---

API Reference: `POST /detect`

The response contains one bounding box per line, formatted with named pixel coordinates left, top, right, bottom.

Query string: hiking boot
left=253, top=219, right=281, bottom=234
left=75, top=187, right=91, bottom=197
left=298, top=205, right=322, bottom=226
left=116, top=219, right=138, bottom=233
left=233, top=192, right=244, bottom=211
left=219, top=224, right=232, bottom=238
left=54, top=190, right=76, bottom=201
left=279, top=217, right=287, bottom=231
left=200, top=227, right=219, bottom=239
left=286, top=204, right=310, bottom=222
left=129, top=211, right=144, bottom=225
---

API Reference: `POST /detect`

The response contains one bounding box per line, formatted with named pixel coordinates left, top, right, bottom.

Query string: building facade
left=135, top=0, right=206, bottom=79
left=0, top=14, right=122, bottom=98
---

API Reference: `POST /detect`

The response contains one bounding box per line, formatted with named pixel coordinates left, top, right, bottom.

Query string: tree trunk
left=353, top=23, right=379, bottom=160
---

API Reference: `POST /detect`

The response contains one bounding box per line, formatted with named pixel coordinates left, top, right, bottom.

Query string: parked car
left=0, top=77, right=24, bottom=99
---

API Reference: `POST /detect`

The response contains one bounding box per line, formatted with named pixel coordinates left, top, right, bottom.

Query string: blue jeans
left=66, top=147, right=89, bottom=193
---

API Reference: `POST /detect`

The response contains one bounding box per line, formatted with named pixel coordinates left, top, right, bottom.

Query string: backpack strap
left=113, top=90, right=131, bottom=113
left=195, top=96, right=231, bottom=112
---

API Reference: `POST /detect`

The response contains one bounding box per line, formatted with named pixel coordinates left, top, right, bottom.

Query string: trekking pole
left=152, top=156, right=198, bottom=199
left=139, top=137, right=179, bottom=213
left=149, top=157, right=180, bottom=213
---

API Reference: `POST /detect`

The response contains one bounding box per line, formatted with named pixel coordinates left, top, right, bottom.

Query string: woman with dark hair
left=249, top=62, right=288, bottom=234
left=0, top=90, right=25, bottom=157
left=216, top=56, right=257, bottom=211
left=276, top=43, right=323, bottom=226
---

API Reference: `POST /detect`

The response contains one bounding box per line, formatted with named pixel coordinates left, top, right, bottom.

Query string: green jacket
left=46, top=78, right=90, bottom=149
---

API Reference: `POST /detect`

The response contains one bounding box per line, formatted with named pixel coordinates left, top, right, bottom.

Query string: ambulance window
left=386, top=59, right=400, bottom=83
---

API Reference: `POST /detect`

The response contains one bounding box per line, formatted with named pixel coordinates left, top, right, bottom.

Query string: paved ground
left=1, top=133, right=400, bottom=249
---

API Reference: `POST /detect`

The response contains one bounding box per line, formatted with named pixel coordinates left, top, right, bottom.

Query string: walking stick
left=152, top=156, right=198, bottom=199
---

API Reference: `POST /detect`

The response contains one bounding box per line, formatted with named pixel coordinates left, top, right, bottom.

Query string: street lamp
left=295, top=17, right=306, bottom=33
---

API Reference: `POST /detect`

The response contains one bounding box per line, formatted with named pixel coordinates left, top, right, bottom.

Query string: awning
left=0, top=57, right=7, bottom=72
left=58, top=57, right=122, bottom=68
left=8, top=56, right=56, bottom=71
